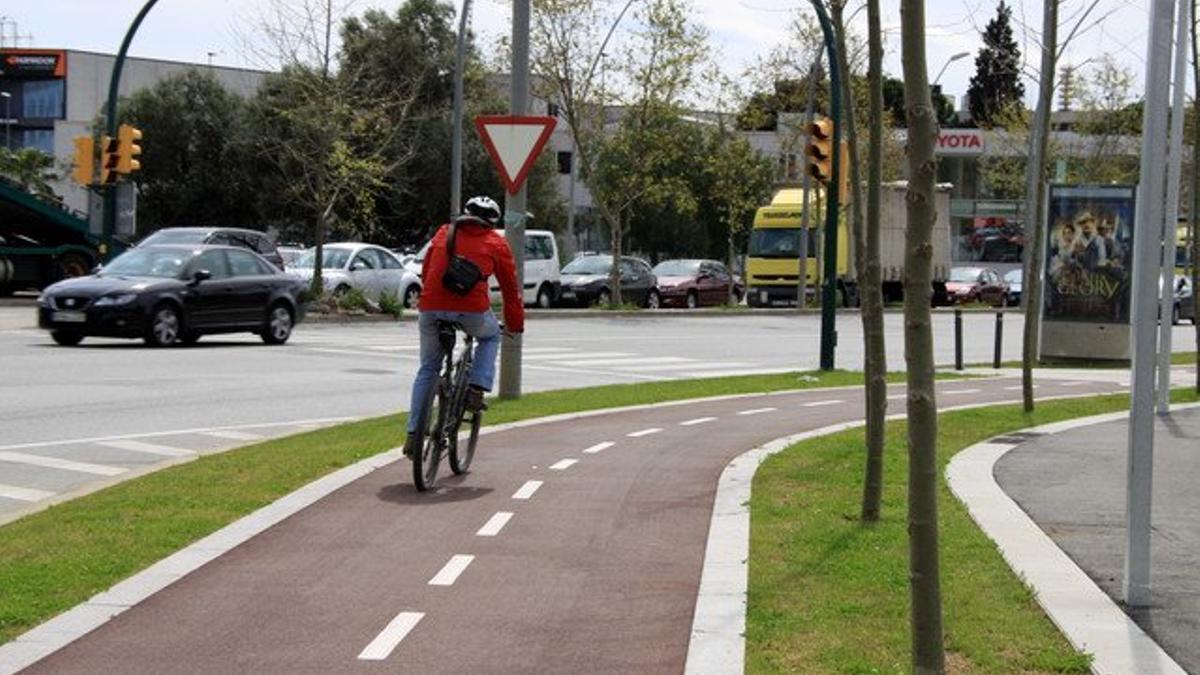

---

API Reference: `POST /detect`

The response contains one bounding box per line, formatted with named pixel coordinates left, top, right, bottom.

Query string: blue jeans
left=406, top=310, right=501, bottom=433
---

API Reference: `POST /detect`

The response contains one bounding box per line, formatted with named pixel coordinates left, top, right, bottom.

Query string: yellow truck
left=745, top=182, right=952, bottom=307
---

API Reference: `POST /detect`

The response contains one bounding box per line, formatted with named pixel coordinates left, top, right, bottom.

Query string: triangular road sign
left=474, top=115, right=558, bottom=195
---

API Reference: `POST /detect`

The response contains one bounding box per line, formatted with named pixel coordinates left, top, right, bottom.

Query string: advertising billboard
left=1044, top=184, right=1136, bottom=324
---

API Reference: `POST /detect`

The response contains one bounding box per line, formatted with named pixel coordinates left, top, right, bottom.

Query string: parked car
left=408, top=229, right=562, bottom=308
left=136, top=227, right=285, bottom=270
left=946, top=266, right=1009, bottom=307
left=37, top=245, right=306, bottom=347
left=1173, top=275, right=1195, bottom=324
left=559, top=254, right=659, bottom=308
left=278, top=245, right=308, bottom=267
left=652, top=259, right=743, bottom=308
left=287, top=243, right=422, bottom=308
left=1003, top=268, right=1022, bottom=306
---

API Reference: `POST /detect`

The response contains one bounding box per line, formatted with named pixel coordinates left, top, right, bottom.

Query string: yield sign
left=474, top=115, right=558, bottom=194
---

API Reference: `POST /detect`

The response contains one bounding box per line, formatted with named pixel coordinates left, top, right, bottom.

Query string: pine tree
left=967, top=0, right=1024, bottom=127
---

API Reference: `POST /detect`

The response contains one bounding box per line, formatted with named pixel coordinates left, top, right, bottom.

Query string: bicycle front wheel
left=449, top=409, right=481, bottom=474
left=412, top=380, right=447, bottom=491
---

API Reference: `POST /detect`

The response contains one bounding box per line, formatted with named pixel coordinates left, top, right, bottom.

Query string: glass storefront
left=950, top=198, right=1026, bottom=269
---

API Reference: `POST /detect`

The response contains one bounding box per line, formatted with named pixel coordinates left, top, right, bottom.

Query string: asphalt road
left=15, top=376, right=1128, bottom=674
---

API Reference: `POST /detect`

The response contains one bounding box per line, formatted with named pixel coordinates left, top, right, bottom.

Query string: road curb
left=946, top=404, right=1200, bottom=675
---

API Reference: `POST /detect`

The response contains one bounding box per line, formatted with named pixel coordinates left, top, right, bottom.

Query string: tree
left=1067, top=55, right=1141, bottom=185
left=0, top=148, right=59, bottom=203
left=900, top=0, right=945, bottom=670
left=1192, top=0, right=1200, bottom=393
left=883, top=77, right=957, bottom=127
left=966, top=0, right=1024, bottom=127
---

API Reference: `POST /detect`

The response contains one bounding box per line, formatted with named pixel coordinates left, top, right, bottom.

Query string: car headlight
left=93, top=293, right=137, bottom=306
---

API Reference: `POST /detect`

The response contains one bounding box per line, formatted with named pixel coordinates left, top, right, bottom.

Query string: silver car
left=287, top=243, right=422, bottom=308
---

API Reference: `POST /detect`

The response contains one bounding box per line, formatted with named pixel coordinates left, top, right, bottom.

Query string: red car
left=946, top=266, right=1010, bottom=306
left=652, top=259, right=743, bottom=308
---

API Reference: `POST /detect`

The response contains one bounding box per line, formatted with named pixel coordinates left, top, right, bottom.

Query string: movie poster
left=1044, top=185, right=1136, bottom=324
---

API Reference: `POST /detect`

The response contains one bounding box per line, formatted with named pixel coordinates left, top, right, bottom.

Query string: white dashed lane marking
left=802, top=400, right=843, bottom=408
left=680, top=417, right=717, bottom=426
left=476, top=512, right=514, bottom=537
left=96, top=439, right=195, bottom=457
left=942, top=389, right=983, bottom=395
left=627, top=428, right=662, bottom=438
left=0, top=483, right=55, bottom=502
left=582, top=442, right=615, bottom=454
left=357, top=612, right=424, bottom=661
left=737, top=407, right=777, bottom=416
left=549, top=459, right=579, bottom=471
left=428, top=555, right=475, bottom=586
left=0, top=451, right=125, bottom=476
left=512, top=480, right=543, bottom=500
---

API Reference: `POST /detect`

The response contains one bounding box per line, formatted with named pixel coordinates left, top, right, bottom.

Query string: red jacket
left=419, top=218, right=525, bottom=333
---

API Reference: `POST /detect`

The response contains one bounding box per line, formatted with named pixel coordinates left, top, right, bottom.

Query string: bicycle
left=409, top=320, right=484, bottom=491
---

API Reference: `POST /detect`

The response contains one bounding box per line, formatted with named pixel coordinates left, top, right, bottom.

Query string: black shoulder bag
left=441, top=224, right=484, bottom=296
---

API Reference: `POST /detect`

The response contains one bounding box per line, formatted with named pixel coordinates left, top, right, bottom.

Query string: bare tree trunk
left=1021, top=0, right=1059, bottom=412
left=728, top=234, right=737, bottom=305
left=610, top=211, right=623, bottom=306
left=900, top=0, right=945, bottom=670
left=1192, top=0, right=1200, bottom=393
left=860, top=0, right=888, bottom=521
left=311, top=211, right=326, bottom=296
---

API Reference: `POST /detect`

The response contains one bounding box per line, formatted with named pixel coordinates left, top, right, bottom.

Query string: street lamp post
left=1, top=92, right=11, bottom=149
left=933, top=51, right=971, bottom=86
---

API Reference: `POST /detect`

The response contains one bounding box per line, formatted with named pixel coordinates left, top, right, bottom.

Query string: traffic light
left=71, top=136, right=94, bottom=186
left=806, top=116, right=835, bottom=184
left=116, top=124, right=142, bottom=174
left=100, top=135, right=120, bottom=185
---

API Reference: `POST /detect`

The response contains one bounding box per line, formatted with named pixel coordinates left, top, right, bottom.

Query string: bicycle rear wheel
left=449, top=409, right=481, bottom=474
left=412, top=380, right=446, bottom=491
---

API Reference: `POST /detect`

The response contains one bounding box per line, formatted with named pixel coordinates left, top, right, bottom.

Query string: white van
left=406, top=229, right=561, bottom=308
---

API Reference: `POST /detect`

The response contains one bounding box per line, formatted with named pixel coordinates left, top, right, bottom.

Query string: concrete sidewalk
left=995, top=407, right=1200, bottom=673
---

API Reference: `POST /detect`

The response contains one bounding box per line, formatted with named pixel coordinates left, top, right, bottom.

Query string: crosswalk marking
left=97, top=439, right=195, bottom=458
left=552, top=356, right=690, bottom=367
left=0, top=483, right=55, bottom=502
left=0, top=451, right=125, bottom=476
left=523, top=351, right=631, bottom=362
left=612, top=361, right=749, bottom=373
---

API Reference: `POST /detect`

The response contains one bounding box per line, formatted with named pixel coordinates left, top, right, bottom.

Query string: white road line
left=1004, top=385, right=1039, bottom=390
left=887, top=393, right=908, bottom=400
left=201, top=430, right=264, bottom=441
left=1059, top=381, right=1095, bottom=387
left=802, top=400, right=843, bottom=408
left=476, top=512, right=514, bottom=537
left=680, top=417, right=717, bottom=426
left=0, top=451, right=126, bottom=476
left=549, top=459, right=579, bottom=470
left=96, top=439, right=195, bottom=458
left=428, top=555, right=475, bottom=586
left=582, top=441, right=615, bottom=454
left=358, top=611, right=424, bottom=661
left=519, top=347, right=579, bottom=354
left=942, top=388, right=983, bottom=395
left=627, top=428, right=662, bottom=438
left=512, top=480, right=543, bottom=500
left=737, top=407, right=777, bottom=416
left=0, top=415, right=355, bottom=452
left=610, top=361, right=746, bottom=373
left=524, top=351, right=632, bottom=362
left=0, top=483, right=55, bottom=502
left=553, top=356, right=691, bottom=367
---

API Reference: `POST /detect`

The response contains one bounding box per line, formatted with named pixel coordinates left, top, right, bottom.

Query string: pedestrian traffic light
left=116, top=124, right=142, bottom=174
left=100, top=135, right=120, bottom=185
left=806, top=116, right=835, bottom=184
left=71, top=136, right=94, bottom=186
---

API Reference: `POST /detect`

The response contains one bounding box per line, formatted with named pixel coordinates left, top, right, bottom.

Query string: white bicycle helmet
left=464, top=196, right=502, bottom=226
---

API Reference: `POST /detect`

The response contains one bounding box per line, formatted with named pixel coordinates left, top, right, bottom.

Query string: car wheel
left=686, top=290, right=698, bottom=309
left=333, top=284, right=351, bottom=297
left=51, top=330, right=84, bottom=346
left=261, top=303, right=294, bottom=345
left=403, top=284, right=420, bottom=309
left=536, top=284, right=553, bottom=309
left=646, top=289, right=661, bottom=309
left=145, top=304, right=182, bottom=347
left=597, top=289, right=611, bottom=307
left=56, top=252, right=91, bottom=280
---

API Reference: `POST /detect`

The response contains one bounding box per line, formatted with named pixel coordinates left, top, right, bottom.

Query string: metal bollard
left=954, top=307, right=963, bottom=371
left=993, top=311, right=1004, bottom=369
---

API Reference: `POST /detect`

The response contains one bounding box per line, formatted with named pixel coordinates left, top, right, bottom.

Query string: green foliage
left=0, top=147, right=59, bottom=203
left=335, top=286, right=370, bottom=312
left=378, top=290, right=403, bottom=318
left=967, top=0, right=1024, bottom=128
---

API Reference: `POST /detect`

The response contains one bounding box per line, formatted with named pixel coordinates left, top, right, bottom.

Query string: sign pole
left=1126, top=0, right=1176, bottom=608
left=499, top=0, right=531, bottom=400
left=1157, top=0, right=1189, bottom=413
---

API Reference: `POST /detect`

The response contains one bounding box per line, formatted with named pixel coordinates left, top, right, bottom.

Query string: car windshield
left=138, top=230, right=206, bottom=246
left=101, top=249, right=190, bottom=279
left=562, top=256, right=611, bottom=275
left=950, top=268, right=982, bottom=282
left=653, top=260, right=700, bottom=276
left=1003, top=269, right=1022, bottom=283
left=292, top=248, right=351, bottom=270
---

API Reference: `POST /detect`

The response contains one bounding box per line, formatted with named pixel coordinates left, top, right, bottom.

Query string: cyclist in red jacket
left=404, top=196, right=525, bottom=457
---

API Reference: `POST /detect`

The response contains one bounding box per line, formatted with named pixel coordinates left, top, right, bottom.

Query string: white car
left=287, top=243, right=422, bottom=308
left=407, top=229, right=561, bottom=308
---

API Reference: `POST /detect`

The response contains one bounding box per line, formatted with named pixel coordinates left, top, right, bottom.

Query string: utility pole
left=499, top=0, right=530, bottom=399
left=1126, top=0, right=1176, bottom=608
left=449, top=0, right=473, bottom=219
left=1157, top=0, right=1189, bottom=413
left=809, top=0, right=842, bottom=370
left=797, top=43, right=824, bottom=311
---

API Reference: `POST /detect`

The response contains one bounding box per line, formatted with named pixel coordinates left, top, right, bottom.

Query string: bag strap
left=446, top=224, right=458, bottom=258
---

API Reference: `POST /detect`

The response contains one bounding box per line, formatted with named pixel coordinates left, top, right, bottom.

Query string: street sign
left=474, top=115, right=557, bottom=195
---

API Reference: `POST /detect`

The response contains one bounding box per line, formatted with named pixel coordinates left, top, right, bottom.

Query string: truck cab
left=746, top=188, right=852, bottom=307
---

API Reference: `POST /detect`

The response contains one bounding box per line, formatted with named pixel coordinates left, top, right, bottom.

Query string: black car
left=38, top=245, right=306, bottom=347
left=558, top=254, right=659, bottom=308
left=137, top=227, right=285, bottom=270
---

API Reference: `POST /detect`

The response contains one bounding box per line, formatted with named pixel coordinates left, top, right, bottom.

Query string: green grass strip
left=747, top=387, right=1200, bottom=673
left=0, top=368, right=893, bottom=645
left=977, top=351, right=1197, bottom=369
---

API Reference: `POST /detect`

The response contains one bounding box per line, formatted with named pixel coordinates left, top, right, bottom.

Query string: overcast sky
left=1, top=0, right=1162, bottom=110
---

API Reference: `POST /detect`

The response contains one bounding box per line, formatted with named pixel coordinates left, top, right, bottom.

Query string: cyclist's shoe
left=465, top=386, right=488, bottom=412
left=402, top=434, right=419, bottom=459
